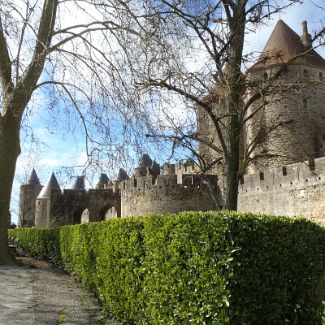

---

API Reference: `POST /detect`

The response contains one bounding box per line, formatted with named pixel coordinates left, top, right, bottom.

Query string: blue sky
left=11, top=0, right=325, bottom=224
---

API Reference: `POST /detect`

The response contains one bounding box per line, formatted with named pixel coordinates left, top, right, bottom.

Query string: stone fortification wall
left=121, top=171, right=220, bottom=217
left=62, top=187, right=121, bottom=224
left=238, top=157, right=325, bottom=225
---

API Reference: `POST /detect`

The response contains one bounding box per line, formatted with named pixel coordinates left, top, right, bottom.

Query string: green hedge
left=9, top=211, right=325, bottom=324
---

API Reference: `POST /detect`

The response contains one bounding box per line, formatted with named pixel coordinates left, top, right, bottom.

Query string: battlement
left=238, top=157, right=325, bottom=224
left=239, top=157, right=325, bottom=193
left=120, top=166, right=219, bottom=217
left=119, top=159, right=203, bottom=193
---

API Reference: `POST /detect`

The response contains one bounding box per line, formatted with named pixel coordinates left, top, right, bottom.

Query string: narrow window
left=263, top=72, right=268, bottom=81
left=133, top=178, right=137, bottom=187
left=259, top=172, right=264, bottom=181
left=282, top=166, right=287, bottom=176
left=319, top=72, right=323, bottom=81
left=303, top=98, right=308, bottom=109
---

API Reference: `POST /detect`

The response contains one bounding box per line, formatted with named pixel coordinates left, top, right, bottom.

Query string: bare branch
left=0, top=16, right=12, bottom=94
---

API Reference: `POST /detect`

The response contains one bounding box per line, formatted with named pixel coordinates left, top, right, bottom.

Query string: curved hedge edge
left=9, top=211, right=325, bottom=325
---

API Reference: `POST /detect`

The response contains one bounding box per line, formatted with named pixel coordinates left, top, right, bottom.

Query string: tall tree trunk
left=222, top=4, right=245, bottom=211
left=0, top=109, right=21, bottom=265
left=0, top=0, right=57, bottom=264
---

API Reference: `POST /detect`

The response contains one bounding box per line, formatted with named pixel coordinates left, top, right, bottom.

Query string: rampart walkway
left=0, top=257, right=121, bottom=325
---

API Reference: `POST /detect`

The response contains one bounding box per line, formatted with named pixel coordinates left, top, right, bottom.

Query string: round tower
left=197, top=84, right=226, bottom=174
left=73, top=176, right=85, bottom=190
left=18, top=169, right=43, bottom=227
left=246, top=20, right=325, bottom=173
left=135, top=154, right=153, bottom=177
left=35, top=172, right=62, bottom=228
left=97, top=173, right=109, bottom=189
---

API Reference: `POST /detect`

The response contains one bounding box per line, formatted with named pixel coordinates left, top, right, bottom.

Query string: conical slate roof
left=72, top=176, right=85, bottom=190
left=28, top=169, right=40, bottom=185
left=117, top=168, right=129, bottom=182
left=151, top=160, right=160, bottom=175
left=98, top=173, right=109, bottom=184
left=139, top=154, right=152, bottom=168
left=253, top=20, right=325, bottom=69
left=37, top=173, right=61, bottom=199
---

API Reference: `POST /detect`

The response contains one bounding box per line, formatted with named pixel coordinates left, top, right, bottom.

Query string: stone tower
left=246, top=20, right=325, bottom=173
left=96, top=173, right=110, bottom=189
left=35, top=172, right=63, bottom=228
left=197, top=85, right=226, bottom=174
left=18, top=169, right=43, bottom=227
left=73, top=176, right=85, bottom=190
left=197, top=71, right=245, bottom=175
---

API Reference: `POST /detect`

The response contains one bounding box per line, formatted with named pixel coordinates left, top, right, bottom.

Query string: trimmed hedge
left=9, top=211, right=325, bottom=324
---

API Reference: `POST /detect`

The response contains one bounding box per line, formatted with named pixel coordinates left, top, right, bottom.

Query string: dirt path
left=0, top=256, right=121, bottom=325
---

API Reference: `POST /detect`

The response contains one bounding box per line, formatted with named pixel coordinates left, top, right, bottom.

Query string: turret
left=246, top=20, right=325, bottom=173
left=117, top=168, right=129, bottom=182
left=300, top=21, right=312, bottom=49
left=151, top=160, right=160, bottom=176
left=97, top=173, right=109, bottom=189
left=135, top=154, right=153, bottom=177
left=35, top=173, right=63, bottom=228
left=72, top=176, right=85, bottom=190
left=18, top=169, right=43, bottom=227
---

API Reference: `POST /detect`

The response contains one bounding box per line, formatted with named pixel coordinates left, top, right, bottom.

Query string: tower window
left=259, top=172, right=264, bottom=181
left=319, top=72, right=323, bottom=81
left=263, top=72, right=268, bottom=81
left=303, top=98, right=308, bottom=109
left=282, top=166, right=287, bottom=176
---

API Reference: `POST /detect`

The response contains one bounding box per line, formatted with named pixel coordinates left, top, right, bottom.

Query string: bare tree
left=0, top=0, right=159, bottom=265
left=115, top=0, right=325, bottom=210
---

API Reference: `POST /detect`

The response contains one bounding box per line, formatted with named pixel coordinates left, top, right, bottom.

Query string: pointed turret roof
left=98, top=173, right=109, bottom=184
left=72, top=176, right=85, bottom=190
left=253, top=20, right=325, bottom=69
left=151, top=160, right=160, bottom=176
left=28, top=169, right=40, bottom=185
left=117, top=168, right=129, bottom=182
left=139, top=154, right=152, bottom=168
left=37, top=173, right=61, bottom=199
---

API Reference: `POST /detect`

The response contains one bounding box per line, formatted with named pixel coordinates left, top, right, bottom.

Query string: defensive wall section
left=121, top=163, right=220, bottom=217
left=20, top=156, right=325, bottom=228
left=60, top=187, right=121, bottom=225
left=238, top=157, right=325, bottom=225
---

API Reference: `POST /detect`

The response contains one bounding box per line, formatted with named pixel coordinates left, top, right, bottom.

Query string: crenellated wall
left=121, top=171, right=220, bottom=217
left=238, top=157, right=325, bottom=225
left=22, top=157, right=325, bottom=228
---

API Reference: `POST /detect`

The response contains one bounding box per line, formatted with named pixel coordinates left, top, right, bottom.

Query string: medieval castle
left=18, top=20, right=325, bottom=228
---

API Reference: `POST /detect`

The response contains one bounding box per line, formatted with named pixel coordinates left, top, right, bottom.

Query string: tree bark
left=0, top=0, right=58, bottom=264
left=0, top=108, right=21, bottom=265
left=222, top=3, right=246, bottom=211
